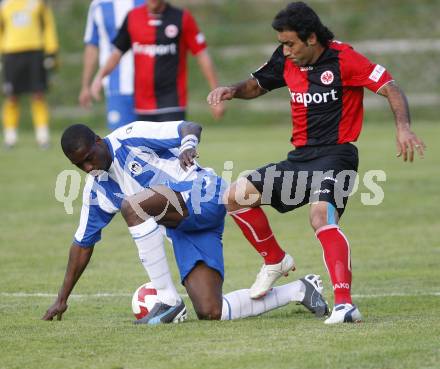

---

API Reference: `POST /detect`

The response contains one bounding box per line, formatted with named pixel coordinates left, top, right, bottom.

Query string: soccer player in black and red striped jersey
left=208, top=2, right=426, bottom=324
left=91, top=0, right=225, bottom=122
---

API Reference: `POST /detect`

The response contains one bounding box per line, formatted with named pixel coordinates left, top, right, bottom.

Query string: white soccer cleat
left=249, top=253, right=296, bottom=299
left=324, top=303, right=362, bottom=324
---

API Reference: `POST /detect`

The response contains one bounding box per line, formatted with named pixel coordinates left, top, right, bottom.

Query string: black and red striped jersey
left=252, top=41, right=393, bottom=147
left=113, top=3, right=207, bottom=114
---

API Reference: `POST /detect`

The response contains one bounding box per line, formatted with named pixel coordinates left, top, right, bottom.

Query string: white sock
left=221, top=280, right=305, bottom=320
left=128, top=219, right=180, bottom=306
left=4, top=127, right=17, bottom=146
left=35, top=125, right=49, bottom=146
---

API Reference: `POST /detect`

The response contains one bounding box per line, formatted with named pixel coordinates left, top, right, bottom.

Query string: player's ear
left=307, top=33, right=318, bottom=46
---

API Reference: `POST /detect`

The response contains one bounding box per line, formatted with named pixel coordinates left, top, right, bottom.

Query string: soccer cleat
left=324, top=303, right=362, bottom=324
left=134, top=300, right=187, bottom=325
left=299, top=274, right=329, bottom=317
left=249, top=253, right=296, bottom=299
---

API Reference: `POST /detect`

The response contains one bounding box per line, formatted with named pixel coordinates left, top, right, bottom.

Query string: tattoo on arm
left=378, top=81, right=411, bottom=128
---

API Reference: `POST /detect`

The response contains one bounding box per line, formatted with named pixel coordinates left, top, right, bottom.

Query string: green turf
left=0, top=116, right=439, bottom=369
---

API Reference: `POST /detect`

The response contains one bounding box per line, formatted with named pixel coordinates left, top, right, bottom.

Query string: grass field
left=0, top=112, right=439, bottom=369
left=1, top=1, right=440, bottom=368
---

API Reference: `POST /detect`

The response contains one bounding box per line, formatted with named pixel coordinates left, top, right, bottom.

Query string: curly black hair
left=272, top=2, right=334, bottom=46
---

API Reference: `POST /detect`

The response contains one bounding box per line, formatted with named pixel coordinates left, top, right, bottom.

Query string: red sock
left=230, top=207, right=285, bottom=264
left=316, top=225, right=353, bottom=305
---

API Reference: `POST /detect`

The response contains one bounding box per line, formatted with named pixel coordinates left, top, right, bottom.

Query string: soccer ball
left=131, top=282, right=159, bottom=320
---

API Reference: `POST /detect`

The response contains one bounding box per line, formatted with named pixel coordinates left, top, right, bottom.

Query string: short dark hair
left=61, top=124, right=97, bottom=156
left=272, top=2, right=334, bottom=46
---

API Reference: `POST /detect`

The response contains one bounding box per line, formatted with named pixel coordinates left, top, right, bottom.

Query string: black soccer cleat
left=134, top=300, right=187, bottom=325
left=299, top=274, right=329, bottom=317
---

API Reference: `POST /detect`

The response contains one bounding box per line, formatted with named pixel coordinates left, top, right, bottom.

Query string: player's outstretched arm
left=378, top=81, right=426, bottom=162
left=207, top=78, right=267, bottom=106
left=42, top=244, right=94, bottom=321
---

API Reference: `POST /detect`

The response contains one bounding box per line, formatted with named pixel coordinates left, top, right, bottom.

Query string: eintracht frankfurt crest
left=165, top=24, right=178, bottom=38
left=320, top=70, right=334, bottom=85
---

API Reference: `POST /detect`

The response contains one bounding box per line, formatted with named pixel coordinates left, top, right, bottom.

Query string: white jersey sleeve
left=73, top=176, right=118, bottom=247
left=83, top=1, right=99, bottom=46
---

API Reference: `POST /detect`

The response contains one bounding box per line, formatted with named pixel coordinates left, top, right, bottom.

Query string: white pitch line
left=0, top=292, right=131, bottom=299
left=1, top=292, right=440, bottom=299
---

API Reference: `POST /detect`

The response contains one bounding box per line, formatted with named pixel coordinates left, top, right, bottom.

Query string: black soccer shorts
left=2, top=50, right=47, bottom=95
left=246, top=143, right=359, bottom=216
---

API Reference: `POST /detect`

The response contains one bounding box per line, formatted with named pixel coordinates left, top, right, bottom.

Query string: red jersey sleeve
left=339, top=47, right=393, bottom=93
left=182, top=10, right=207, bottom=55
left=251, top=46, right=287, bottom=91
left=113, top=14, right=131, bottom=53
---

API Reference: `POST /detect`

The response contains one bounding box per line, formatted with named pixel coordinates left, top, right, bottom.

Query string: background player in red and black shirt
left=207, top=2, right=426, bottom=324
left=91, top=0, right=225, bottom=122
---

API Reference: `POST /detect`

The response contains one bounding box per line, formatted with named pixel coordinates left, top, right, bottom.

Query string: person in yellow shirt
left=0, top=0, right=58, bottom=148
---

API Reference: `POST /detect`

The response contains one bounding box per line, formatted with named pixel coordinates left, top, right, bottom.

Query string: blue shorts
left=106, top=94, right=136, bottom=130
left=166, top=174, right=226, bottom=283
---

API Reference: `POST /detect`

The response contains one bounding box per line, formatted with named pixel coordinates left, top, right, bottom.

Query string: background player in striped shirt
left=0, top=0, right=58, bottom=148
left=42, top=120, right=328, bottom=324
left=208, top=1, right=426, bottom=324
left=90, top=0, right=225, bottom=122
left=79, top=0, right=144, bottom=131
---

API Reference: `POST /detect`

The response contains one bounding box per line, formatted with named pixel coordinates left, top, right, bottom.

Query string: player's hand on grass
left=396, top=126, right=426, bottom=162
left=210, top=101, right=226, bottom=120
left=179, top=148, right=198, bottom=171
left=91, top=75, right=103, bottom=101
left=42, top=300, right=68, bottom=321
left=79, top=87, right=93, bottom=109
left=207, top=87, right=235, bottom=105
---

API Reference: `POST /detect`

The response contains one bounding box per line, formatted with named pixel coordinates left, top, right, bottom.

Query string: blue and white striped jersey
left=83, top=0, right=144, bottom=96
left=74, top=120, right=214, bottom=247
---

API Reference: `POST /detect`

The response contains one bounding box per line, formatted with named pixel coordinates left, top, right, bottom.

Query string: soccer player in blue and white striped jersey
left=79, top=0, right=144, bottom=130
left=43, top=120, right=328, bottom=324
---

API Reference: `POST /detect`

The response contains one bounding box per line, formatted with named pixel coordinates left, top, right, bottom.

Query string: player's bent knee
left=309, top=207, right=329, bottom=231
left=310, top=201, right=340, bottom=231
left=183, top=262, right=224, bottom=320
left=194, top=303, right=222, bottom=321
left=310, top=217, right=327, bottom=232
left=222, top=187, right=237, bottom=211
left=224, top=179, right=257, bottom=212
left=120, top=198, right=145, bottom=226
left=120, top=199, right=131, bottom=217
